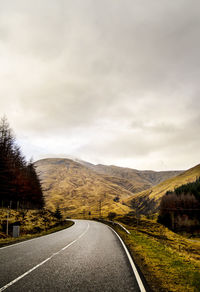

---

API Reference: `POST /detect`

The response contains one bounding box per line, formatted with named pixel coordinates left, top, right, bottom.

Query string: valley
left=35, top=158, right=183, bottom=217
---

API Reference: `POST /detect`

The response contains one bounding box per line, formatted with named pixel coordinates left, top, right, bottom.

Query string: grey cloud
left=0, top=0, right=200, bottom=169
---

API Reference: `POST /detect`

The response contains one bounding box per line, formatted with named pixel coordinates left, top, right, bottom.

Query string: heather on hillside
left=0, top=117, right=44, bottom=209
left=158, top=178, right=200, bottom=232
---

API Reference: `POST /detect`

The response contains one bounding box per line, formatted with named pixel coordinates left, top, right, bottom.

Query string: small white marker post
left=6, top=208, right=9, bottom=236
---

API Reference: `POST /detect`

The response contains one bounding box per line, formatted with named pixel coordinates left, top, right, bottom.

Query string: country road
left=0, top=220, right=145, bottom=291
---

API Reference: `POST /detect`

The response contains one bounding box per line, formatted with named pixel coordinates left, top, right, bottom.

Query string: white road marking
left=0, top=221, right=76, bottom=250
left=109, top=226, right=146, bottom=292
left=116, top=222, right=130, bottom=234
left=0, top=222, right=89, bottom=292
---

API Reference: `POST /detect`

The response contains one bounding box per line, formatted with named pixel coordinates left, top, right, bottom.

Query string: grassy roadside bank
left=0, top=208, right=74, bottom=248
left=103, top=216, right=200, bottom=292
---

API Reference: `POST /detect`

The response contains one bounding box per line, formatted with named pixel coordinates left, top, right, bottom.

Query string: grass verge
left=102, top=216, right=200, bottom=292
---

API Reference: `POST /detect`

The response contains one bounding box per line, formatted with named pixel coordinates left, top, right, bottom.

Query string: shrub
left=108, top=212, right=117, bottom=221
left=54, top=207, right=62, bottom=220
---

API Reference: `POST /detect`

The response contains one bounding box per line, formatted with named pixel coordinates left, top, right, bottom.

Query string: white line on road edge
left=98, top=219, right=130, bottom=234
left=116, top=223, right=130, bottom=234
left=109, top=226, right=146, bottom=292
left=0, top=222, right=89, bottom=292
left=0, top=221, right=76, bottom=250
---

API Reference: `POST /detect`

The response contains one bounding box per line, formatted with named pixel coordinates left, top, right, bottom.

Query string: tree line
left=0, top=117, right=44, bottom=209
left=158, top=178, right=200, bottom=231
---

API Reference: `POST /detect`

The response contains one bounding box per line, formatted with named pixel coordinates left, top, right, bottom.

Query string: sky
left=0, top=0, right=200, bottom=171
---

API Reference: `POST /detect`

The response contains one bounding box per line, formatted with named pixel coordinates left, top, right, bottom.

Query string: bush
left=108, top=212, right=117, bottom=221
left=113, top=196, right=120, bottom=202
left=54, top=207, right=62, bottom=220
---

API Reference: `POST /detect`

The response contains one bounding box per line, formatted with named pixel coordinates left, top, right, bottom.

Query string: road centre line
left=0, top=222, right=89, bottom=292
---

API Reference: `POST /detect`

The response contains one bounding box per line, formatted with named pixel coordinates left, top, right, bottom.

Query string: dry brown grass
left=35, top=158, right=182, bottom=218
left=0, top=208, right=73, bottom=247
left=35, top=158, right=134, bottom=217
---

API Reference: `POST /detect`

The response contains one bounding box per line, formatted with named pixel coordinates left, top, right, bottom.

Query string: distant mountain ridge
left=79, top=161, right=182, bottom=189
left=35, top=158, right=183, bottom=217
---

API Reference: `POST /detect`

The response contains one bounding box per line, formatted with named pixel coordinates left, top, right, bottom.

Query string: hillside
left=126, top=163, right=200, bottom=214
left=35, top=158, right=133, bottom=217
left=77, top=160, right=182, bottom=193
left=35, top=158, right=182, bottom=218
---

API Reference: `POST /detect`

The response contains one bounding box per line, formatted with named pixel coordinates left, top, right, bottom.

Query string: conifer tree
left=0, top=116, right=44, bottom=209
left=54, top=206, right=62, bottom=220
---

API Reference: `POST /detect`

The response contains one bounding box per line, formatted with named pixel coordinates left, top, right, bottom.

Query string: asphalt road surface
left=0, top=220, right=145, bottom=291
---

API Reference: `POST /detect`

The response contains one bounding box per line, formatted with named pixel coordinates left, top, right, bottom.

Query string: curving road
left=0, top=220, right=145, bottom=291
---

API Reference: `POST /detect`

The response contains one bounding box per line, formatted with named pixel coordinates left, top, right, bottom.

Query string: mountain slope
left=126, top=163, right=200, bottom=214
left=78, top=161, right=182, bottom=193
left=35, top=158, right=183, bottom=218
left=35, top=158, right=133, bottom=217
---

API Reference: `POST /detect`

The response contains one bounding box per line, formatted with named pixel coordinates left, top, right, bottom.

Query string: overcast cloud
left=0, top=0, right=200, bottom=170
